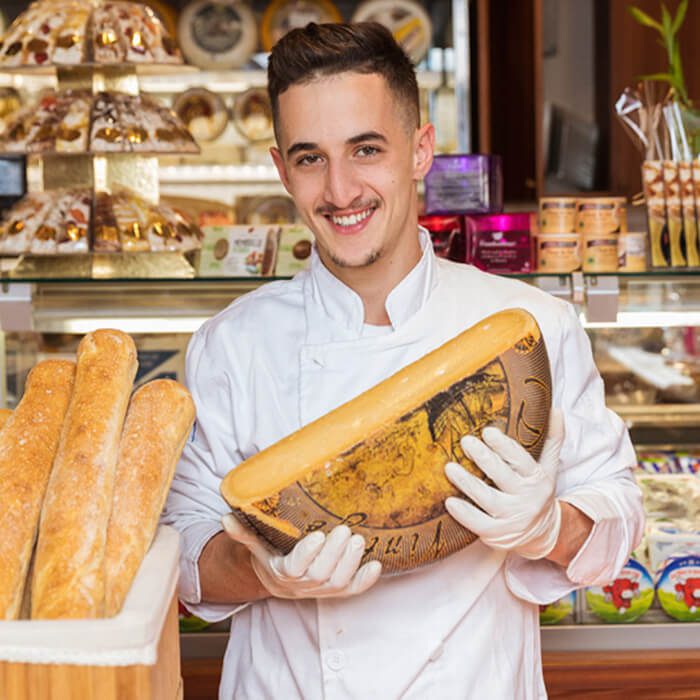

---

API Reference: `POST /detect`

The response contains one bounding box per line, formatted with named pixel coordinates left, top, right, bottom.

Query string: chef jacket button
left=326, top=649, right=345, bottom=671
left=429, top=644, right=445, bottom=662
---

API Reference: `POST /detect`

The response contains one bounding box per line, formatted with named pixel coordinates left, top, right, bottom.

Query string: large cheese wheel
left=221, top=308, right=551, bottom=574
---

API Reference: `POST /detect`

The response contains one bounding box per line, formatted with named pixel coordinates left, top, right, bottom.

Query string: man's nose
left=323, top=160, right=362, bottom=209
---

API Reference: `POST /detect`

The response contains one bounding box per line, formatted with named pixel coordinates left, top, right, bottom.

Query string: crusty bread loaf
left=32, top=330, right=137, bottom=619
left=0, top=408, right=13, bottom=430
left=104, top=379, right=195, bottom=616
left=0, top=360, right=75, bottom=620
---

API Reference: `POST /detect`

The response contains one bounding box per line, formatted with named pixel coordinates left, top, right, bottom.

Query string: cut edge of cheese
left=221, top=307, right=540, bottom=506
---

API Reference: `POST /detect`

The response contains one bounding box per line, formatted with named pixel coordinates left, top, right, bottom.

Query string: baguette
left=104, top=379, right=195, bottom=616
left=32, top=330, right=137, bottom=619
left=0, top=360, right=75, bottom=620
left=221, top=308, right=552, bottom=574
left=0, top=408, right=13, bottom=430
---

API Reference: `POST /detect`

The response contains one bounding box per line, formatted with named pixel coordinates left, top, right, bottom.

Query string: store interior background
left=1, top=1, right=700, bottom=699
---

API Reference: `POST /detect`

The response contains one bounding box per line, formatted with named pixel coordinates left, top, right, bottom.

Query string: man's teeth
left=331, top=208, right=373, bottom=226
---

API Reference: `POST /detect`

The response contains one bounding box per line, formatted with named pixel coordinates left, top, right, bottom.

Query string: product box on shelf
left=0, top=526, right=181, bottom=700
left=464, top=212, right=534, bottom=274
left=418, top=214, right=463, bottom=259
left=424, top=154, right=503, bottom=215
left=275, top=224, right=314, bottom=276
left=198, top=224, right=279, bottom=277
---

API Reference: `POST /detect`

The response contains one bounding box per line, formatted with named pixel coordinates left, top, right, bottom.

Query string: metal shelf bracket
left=0, top=283, right=33, bottom=332
left=584, top=275, right=619, bottom=323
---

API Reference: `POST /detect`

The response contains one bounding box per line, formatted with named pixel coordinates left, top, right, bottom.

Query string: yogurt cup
left=618, top=232, right=648, bottom=272
left=536, top=233, right=580, bottom=273
left=576, top=197, right=627, bottom=234
left=539, top=197, right=578, bottom=233
left=582, top=234, right=619, bottom=272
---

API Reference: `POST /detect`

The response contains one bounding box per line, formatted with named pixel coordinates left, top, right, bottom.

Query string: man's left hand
left=444, top=410, right=565, bottom=560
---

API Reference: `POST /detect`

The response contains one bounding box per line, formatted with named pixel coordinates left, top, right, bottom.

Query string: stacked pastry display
left=0, top=329, right=195, bottom=620
left=0, top=90, right=198, bottom=154
left=0, top=0, right=181, bottom=68
left=0, top=0, right=202, bottom=264
left=0, top=188, right=203, bottom=254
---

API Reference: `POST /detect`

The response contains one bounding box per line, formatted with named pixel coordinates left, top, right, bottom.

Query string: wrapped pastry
left=0, top=3, right=40, bottom=66
left=91, top=3, right=126, bottom=64
left=111, top=189, right=151, bottom=252
left=29, top=190, right=71, bottom=254
left=148, top=201, right=202, bottom=252
left=93, top=191, right=122, bottom=253
left=52, top=5, right=89, bottom=64
left=57, top=189, right=90, bottom=254
left=55, top=90, right=91, bottom=152
left=138, top=3, right=180, bottom=63
left=91, top=92, right=125, bottom=152
left=0, top=191, right=54, bottom=254
left=140, top=94, right=198, bottom=153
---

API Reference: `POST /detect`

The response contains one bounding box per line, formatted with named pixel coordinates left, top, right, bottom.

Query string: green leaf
left=672, top=0, right=688, bottom=35
left=638, top=71, right=675, bottom=83
left=628, top=6, right=663, bottom=33
left=661, top=4, right=672, bottom=35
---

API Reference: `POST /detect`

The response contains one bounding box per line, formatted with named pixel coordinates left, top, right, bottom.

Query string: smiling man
left=163, top=23, right=644, bottom=699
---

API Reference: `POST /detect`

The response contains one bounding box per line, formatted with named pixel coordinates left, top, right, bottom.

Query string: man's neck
left=321, top=237, right=423, bottom=326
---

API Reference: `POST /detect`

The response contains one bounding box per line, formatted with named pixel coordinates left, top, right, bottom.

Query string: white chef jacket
left=162, top=229, right=644, bottom=700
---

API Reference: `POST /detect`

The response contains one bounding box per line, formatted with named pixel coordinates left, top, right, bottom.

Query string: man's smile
left=325, top=206, right=377, bottom=234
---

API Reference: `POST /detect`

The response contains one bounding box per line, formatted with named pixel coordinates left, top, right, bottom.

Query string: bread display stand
left=0, top=526, right=181, bottom=700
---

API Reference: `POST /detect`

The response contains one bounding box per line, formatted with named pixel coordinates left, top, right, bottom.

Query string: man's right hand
left=222, top=515, right=382, bottom=600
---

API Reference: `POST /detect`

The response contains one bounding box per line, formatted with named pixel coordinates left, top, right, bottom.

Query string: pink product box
left=418, top=214, right=463, bottom=259
left=424, top=154, right=503, bottom=215
left=464, top=213, right=534, bottom=274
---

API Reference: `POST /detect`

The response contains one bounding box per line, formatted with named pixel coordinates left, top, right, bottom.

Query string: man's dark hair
left=267, top=22, right=420, bottom=139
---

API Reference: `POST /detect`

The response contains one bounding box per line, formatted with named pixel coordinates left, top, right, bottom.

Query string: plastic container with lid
left=618, top=231, right=648, bottom=272
left=464, top=212, right=533, bottom=274
left=582, top=234, right=619, bottom=272
left=536, top=233, right=580, bottom=273
left=576, top=197, right=627, bottom=235
left=539, top=196, right=577, bottom=233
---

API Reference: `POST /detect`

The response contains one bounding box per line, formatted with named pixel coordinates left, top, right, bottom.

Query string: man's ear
left=270, top=146, right=292, bottom=194
left=413, top=123, right=435, bottom=180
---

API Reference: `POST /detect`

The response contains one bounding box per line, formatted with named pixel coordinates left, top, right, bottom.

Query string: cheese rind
left=221, top=308, right=552, bottom=574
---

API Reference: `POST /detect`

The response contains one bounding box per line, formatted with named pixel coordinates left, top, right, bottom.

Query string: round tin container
left=540, top=591, right=576, bottom=626
left=539, top=196, right=577, bottom=233
left=536, top=233, right=580, bottom=273
left=576, top=197, right=627, bottom=235
left=617, top=231, right=648, bottom=272
left=586, top=559, right=654, bottom=623
left=656, top=556, right=700, bottom=621
left=582, top=234, right=618, bottom=272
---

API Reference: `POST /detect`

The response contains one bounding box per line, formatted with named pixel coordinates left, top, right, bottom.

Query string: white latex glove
left=222, top=514, right=382, bottom=599
left=444, top=410, right=565, bottom=560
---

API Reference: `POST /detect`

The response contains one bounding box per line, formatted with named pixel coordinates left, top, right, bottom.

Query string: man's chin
left=328, top=249, right=381, bottom=269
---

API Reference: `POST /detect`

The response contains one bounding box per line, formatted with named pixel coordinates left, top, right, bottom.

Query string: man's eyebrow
left=346, top=131, right=388, bottom=146
left=286, top=132, right=388, bottom=158
left=286, top=142, right=317, bottom=158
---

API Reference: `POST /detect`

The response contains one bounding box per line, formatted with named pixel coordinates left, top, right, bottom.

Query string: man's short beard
left=329, top=249, right=381, bottom=268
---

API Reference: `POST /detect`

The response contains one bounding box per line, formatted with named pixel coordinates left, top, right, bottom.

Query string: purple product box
left=465, top=212, right=534, bottom=274
left=424, top=154, right=503, bottom=215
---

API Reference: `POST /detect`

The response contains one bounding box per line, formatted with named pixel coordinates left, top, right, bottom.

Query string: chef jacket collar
left=308, top=227, right=437, bottom=334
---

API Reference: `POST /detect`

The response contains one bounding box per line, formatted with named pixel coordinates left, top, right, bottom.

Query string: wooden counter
left=179, top=649, right=700, bottom=700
